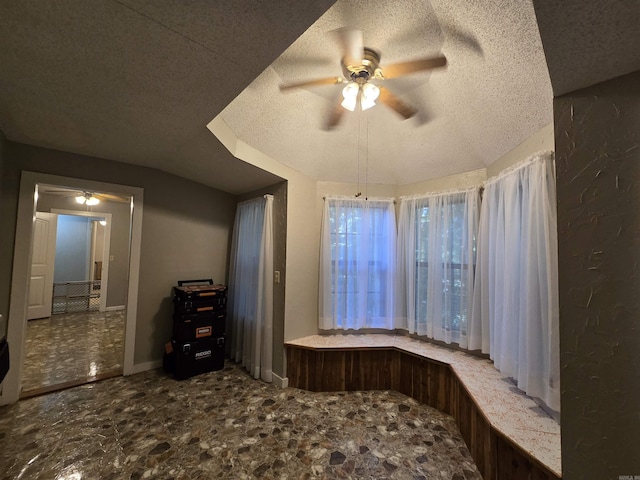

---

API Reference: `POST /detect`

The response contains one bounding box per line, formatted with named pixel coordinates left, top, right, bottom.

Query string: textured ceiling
left=0, top=0, right=335, bottom=194
left=219, top=0, right=554, bottom=185
left=0, top=1, right=638, bottom=194
left=533, top=0, right=640, bottom=97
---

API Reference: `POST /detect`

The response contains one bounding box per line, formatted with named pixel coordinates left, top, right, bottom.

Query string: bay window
left=319, top=197, right=396, bottom=330
left=396, top=189, right=480, bottom=346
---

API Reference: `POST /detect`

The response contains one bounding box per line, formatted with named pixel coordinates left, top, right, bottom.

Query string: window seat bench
left=285, top=333, right=561, bottom=480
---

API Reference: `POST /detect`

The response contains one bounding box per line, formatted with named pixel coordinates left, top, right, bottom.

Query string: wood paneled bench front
left=285, top=334, right=561, bottom=480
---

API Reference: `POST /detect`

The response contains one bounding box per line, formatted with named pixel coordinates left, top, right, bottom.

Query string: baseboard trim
left=106, top=305, right=126, bottom=312
left=127, top=359, right=162, bottom=375
left=272, top=372, right=289, bottom=389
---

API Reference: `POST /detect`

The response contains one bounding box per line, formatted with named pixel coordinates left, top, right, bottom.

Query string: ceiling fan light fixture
left=360, top=83, right=380, bottom=111
left=341, top=82, right=359, bottom=112
left=75, top=192, right=100, bottom=206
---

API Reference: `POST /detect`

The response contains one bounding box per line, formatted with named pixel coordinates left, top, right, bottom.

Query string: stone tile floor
left=0, top=362, right=481, bottom=479
left=22, top=310, right=125, bottom=394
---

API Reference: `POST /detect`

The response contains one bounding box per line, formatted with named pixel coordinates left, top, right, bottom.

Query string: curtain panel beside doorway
left=228, top=195, right=274, bottom=383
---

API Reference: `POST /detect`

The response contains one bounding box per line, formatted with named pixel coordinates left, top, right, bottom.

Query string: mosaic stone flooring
left=0, top=363, right=481, bottom=480
left=22, top=310, right=125, bottom=395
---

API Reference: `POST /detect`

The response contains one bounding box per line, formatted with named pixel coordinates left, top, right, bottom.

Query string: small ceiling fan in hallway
left=279, top=28, right=447, bottom=128
left=37, top=186, right=130, bottom=205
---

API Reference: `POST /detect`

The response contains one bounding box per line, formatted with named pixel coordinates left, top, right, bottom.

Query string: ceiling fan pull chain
left=365, top=113, right=369, bottom=201
left=356, top=108, right=361, bottom=198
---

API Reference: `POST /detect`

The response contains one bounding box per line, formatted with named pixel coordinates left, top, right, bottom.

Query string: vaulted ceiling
left=1, top=1, right=638, bottom=194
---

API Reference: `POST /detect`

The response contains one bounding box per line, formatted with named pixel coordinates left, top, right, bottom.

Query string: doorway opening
left=1, top=172, right=144, bottom=405
left=48, top=210, right=113, bottom=315
left=20, top=190, right=128, bottom=398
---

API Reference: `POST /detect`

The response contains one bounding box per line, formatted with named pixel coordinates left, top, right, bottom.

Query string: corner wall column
left=555, top=69, right=640, bottom=478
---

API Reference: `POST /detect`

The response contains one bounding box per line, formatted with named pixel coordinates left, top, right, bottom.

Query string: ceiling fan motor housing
left=342, top=47, right=381, bottom=83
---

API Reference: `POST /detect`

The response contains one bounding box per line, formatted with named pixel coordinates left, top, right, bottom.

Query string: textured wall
left=271, top=182, right=287, bottom=377
left=0, top=142, right=237, bottom=366
left=555, top=70, right=640, bottom=478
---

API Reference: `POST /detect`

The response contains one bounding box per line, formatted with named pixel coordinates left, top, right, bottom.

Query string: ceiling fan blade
left=332, top=27, right=364, bottom=66
left=378, top=87, right=417, bottom=120
left=325, top=98, right=346, bottom=129
left=97, top=192, right=131, bottom=203
left=280, top=76, right=344, bottom=91
left=381, top=56, right=447, bottom=79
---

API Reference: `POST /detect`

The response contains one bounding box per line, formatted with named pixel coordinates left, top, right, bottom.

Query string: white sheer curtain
left=396, top=188, right=480, bottom=346
left=470, top=152, right=560, bottom=411
left=228, top=195, right=273, bottom=382
left=319, top=197, right=397, bottom=330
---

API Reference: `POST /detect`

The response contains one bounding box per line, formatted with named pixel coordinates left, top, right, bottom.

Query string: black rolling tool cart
left=165, top=279, right=227, bottom=380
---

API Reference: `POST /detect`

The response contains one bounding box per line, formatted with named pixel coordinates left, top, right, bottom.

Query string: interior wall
left=0, top=142, right=237, bottom=366
left=93, top=221, right=105, bottom=281
left=271, top=182, right=287, bottom=377
left=316, top=180, right=398, bottom=240
left=486, top=122, right=555, bottom=177
left=316, top=181, right=397, bottom=199
left=396, top=123, right=553, bottom=197
left=397, top=168, right=486, bottom=197
left=280, top=174, right=319, bottom=344
left=0, top=132, right=6, bottom=339
left=53, top=215, right=92, bottom=282
left=555, top=69, right=640, bottom=478
left=317, top=126, right=552, bottom=225
left=0, top=132, right=4, bottom=206
left=36, top=193, right=131, bottom=307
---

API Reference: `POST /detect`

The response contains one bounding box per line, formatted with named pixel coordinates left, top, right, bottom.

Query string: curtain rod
left=238, top=194, right=272, bottom=207
left=322, top=196, right=396, bottom=204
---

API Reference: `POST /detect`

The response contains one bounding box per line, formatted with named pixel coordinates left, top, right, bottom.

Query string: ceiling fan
left=74, top=192, right=101, bottom=206
left=37, top=186, right=130, bottom=204
left=279, top=28, right=447, bottom=128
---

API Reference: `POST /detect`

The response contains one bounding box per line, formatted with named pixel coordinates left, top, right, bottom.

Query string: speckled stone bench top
left=286, top=333, right=561, bottom=477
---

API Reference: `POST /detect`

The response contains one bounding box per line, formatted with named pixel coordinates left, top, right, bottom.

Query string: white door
left=27, top=212, right=58, bottom=320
